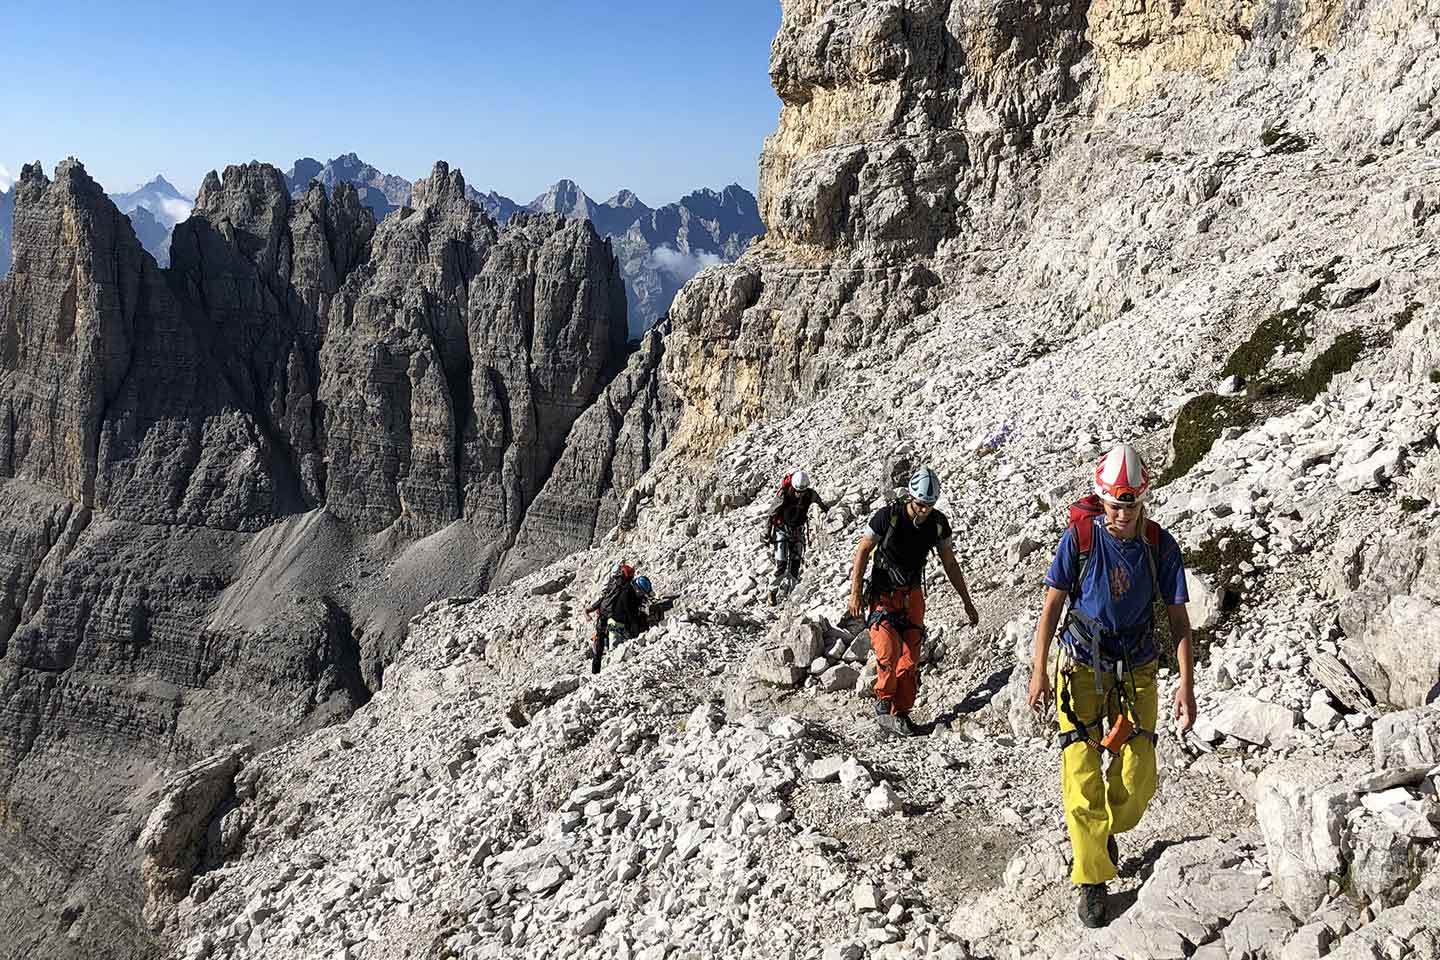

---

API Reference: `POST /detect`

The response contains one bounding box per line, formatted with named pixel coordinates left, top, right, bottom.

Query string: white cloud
left=649, top=244, right=724, bottom=282
left=154, top=196, right=194, bottom=226
left=0, top=164, right=15, bottom=192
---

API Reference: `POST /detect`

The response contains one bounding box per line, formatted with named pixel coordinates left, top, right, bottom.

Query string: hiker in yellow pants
left=1057, top=661, right=1159, bottom=885
left=1027, top=444, right=1196, bottom=928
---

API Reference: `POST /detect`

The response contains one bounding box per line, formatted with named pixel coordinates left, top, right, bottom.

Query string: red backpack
left=778, top=473, right=793, bottom=496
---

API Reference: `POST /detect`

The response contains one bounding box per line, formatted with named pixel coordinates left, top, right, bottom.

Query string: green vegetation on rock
left=1162, top=393, right=1256, bottom=485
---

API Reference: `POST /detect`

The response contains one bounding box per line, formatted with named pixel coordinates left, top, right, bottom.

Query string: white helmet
left=1093, top=443, right=1152, bottom=505
left=908, top=467, right=940, bottom=506
left=790, top=469, right=810, bottom=492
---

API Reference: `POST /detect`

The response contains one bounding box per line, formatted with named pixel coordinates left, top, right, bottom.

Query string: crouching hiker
left=585, top=564, right=655, bottom=674
left=847, top=467, right=979, bottom=738
left=1026, top=443, right=1197, bottom=928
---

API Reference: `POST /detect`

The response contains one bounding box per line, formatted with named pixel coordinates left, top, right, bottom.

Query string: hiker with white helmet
left=1026, top=443, right=1196, bottom=929
left=848, top=466, right=979, bottom=737
left=765, top=469, right=831, bottom=589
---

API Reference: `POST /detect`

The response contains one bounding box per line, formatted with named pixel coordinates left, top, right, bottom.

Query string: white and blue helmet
left=908, top=467, right=941, bottom=506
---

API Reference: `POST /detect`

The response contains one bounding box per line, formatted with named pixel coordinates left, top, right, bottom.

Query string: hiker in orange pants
left=868, top=586, right=926, bottom=715
left=848, top=467, right=978, bottom=737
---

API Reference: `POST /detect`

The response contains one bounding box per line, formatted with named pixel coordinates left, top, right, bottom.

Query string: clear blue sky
left=1, top=1, right=783, bottom=204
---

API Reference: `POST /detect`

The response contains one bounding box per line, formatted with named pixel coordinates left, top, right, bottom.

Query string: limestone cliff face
left=0, top=158, right=631, bottom=957
left=658, top=0, right=1440, bottom=460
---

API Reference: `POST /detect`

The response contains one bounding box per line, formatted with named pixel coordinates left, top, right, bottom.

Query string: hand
left=1173, top=682, right=1196, bottom=733
left=963, top=599, right=979, bottom=627
left=1027, top=666, right=1052, bottom=714
left=847, top=592, right=863, bottom=620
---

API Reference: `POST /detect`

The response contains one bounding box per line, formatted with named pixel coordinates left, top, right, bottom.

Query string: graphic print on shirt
left=1109, top=564, right=1132, bottom=599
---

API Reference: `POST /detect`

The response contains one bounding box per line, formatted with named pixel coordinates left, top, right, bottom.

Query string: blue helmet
left=633, top=575, right=653, bottom=596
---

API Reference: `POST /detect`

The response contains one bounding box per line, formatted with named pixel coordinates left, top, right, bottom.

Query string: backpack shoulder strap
left=1142, top=521, right=1165, bottom=604
left=1069, top=516, right=1095, bottom=599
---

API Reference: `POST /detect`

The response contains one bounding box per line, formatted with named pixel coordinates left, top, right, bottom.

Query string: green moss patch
left=1162, top=393, right=1257, bottom=486
left=1221, top=308, right=1312, bottom=382
left=1281, top=329, right=1367, bottom=403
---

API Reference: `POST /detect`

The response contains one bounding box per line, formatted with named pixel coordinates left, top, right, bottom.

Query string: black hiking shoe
left=893, top=713, right=920, bottom=737
left=1078, top=883, right=1108, bottom=928
left=1107, top=834, right=1120, bottom=872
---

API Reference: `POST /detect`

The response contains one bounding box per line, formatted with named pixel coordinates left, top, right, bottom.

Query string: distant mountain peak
left=528, top=180, right=598, bottom=218
left=607, top=189, right=647, bottom=209
left=126, top=174, right=191, bottom=201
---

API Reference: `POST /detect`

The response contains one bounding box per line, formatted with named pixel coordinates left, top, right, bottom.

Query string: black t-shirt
left=866, top=503, right=953, bottom=593
left=771, top=489, right=823, bottom=530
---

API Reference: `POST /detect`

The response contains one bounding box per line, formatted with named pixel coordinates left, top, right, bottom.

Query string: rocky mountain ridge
left=0, top=156, right=652, bottom=959
left=284, top=154, right=764, bottom=333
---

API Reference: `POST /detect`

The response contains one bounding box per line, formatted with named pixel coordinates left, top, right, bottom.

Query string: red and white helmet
left=1093, top=443, right=1151, bottom=505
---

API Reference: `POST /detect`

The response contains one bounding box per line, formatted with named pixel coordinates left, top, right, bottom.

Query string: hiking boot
left=1077, top=883, right=1108, bottom=928
left=893, top=713, right=920, bottom=737
left=1107, top=834, right=1120, bottom=872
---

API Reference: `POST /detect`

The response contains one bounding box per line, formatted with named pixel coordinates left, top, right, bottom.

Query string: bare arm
left=1168, top=603, right=1196, bottom=731
left=938, top=543, right=979, bottom=625
left=847, top=535, right=876, bottom=618
left=1027, top=586, right=1069, bottom=712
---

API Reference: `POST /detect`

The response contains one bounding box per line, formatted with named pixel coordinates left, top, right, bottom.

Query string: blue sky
left=1, top=1, right=783, bottom=204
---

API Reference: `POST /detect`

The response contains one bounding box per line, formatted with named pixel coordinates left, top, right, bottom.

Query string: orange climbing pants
left=869, top=587, right=925, bottom=715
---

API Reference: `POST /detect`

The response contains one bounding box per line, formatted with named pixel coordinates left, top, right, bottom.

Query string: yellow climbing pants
left=1057, top=660, right=1159, bottom=885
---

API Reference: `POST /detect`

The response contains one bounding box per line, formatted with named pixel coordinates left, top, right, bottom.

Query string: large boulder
left=138, top=745, right=249, bottom=929
left=1255, top=760, right=1361, bottom=919
left=1186, top=570, right=1224, bottom=631
left=1373, top=705, right=1440, bottom=770
left=1089, top=837, right=1263, bottom=958
left=1328, top=526, right=1440, bottom=709
left=1209, top=695, right=1298, bottom=746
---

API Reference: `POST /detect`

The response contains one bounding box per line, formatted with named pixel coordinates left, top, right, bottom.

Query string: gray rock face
left=1328, top=527, right=1440, bottom=708
left=0, top=157, right=636, bottom=955
left=319, top=163, right=628, bottom=544
left=0, top=185, right=14, bottom=277
left=138, top=746, right=248, bottom=929
left=279, top=155, right=762, bottom=336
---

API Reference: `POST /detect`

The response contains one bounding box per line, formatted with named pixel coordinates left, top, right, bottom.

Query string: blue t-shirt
left=1044, top=518, right=1189, bottom=665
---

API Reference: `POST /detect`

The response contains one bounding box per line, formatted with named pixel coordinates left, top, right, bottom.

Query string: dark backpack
left=596, top=564, right=634, bottom=620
